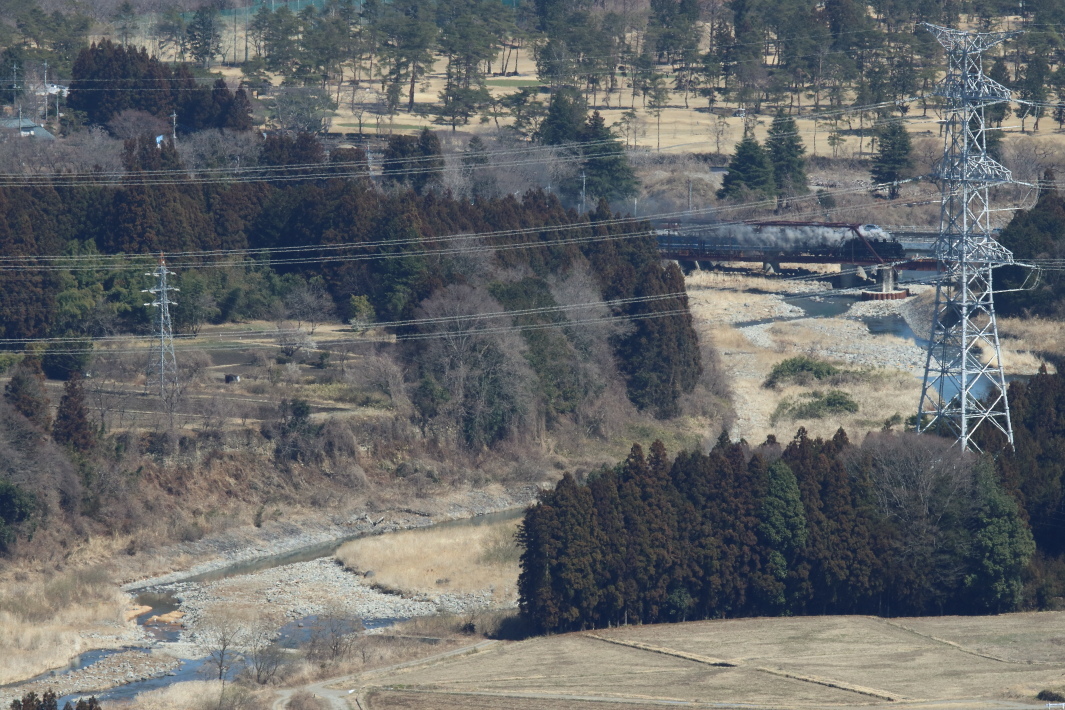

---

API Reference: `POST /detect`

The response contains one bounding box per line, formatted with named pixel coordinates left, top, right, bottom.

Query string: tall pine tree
left=871, top=122, right=912, bottom=199
left=717, top=135, right=775, bottom=200
left=765, top=110, right=808, bottom=204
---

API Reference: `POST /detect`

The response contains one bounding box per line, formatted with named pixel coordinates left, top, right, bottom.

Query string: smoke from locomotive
left=656, top=222, right=904, bottom=261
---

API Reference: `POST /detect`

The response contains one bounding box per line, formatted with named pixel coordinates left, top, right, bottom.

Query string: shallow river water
left=42, top=508, right=525, bottom=706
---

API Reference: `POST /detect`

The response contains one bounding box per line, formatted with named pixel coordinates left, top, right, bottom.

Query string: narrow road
left=270, top=640, right=499, bottom=710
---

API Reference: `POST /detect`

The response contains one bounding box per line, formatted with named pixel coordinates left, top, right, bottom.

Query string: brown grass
left=361, top=612, right=1065, bottom=709
left=999, top=316, right=1065, bottom=371
left=0, top=567, right=130, bottom=685
left=335, top=518, right=521, bottom=600
left=114, top=680, right=268, bottom=710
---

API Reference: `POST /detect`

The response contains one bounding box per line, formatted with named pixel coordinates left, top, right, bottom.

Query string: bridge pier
left=877, top=265, right=897, bottom=292
left=762, top=261, right=782, bottom=275
left=860, top=265, right=911, bottom=300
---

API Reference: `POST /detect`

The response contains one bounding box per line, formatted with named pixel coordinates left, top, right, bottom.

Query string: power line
left=0, top=184, right=940, bottom=274
left=9, top=307, right=694, bottom=356
left=0, top=291, right=687, bottom=346
left=917, top=24, right=1018, bottom=452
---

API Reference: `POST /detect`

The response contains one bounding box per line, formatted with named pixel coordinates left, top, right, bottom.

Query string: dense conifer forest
left=518, top=367, right=1065, bottom=631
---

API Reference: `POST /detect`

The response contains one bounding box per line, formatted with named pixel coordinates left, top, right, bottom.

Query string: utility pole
left=143, top=256, right=180, bottom=424
left=687, top=179, right=693, bottom=212
left=170, top=111, right=177, bottom=143
left=42, top=61, right=47, bottom=122
left=11, top=63, right=18, bottom=123
left=917, top=24, right=1018, bottom=451
left=580, top=170, right=587, bottom=213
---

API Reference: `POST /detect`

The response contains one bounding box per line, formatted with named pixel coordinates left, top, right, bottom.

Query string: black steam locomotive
left=656, top=222, right=906, bottom=262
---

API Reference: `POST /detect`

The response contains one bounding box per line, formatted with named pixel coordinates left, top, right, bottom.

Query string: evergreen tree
left=717, top=135, right=775, bottom=200
left=4, top=356, right=51, bottom=430
left=0, top=479, right=37, bottom=555
left=461, top=136, right=495, bottom=201
left=758, top=458, right=808, bottom=594
left=53, top=373, right=95, bottom=454
left=963, top=461, right=1036, bottom=613
left=535, top=87, right=587, bottom=145
left=1018, top=55, right=1049, bottom=131
left=986, top=57, right=1012, bottom=127
left=765, top=110, right=808, bottom=202
left=187, top=4, right=223, bottom=68
left=871, top=122, right=912, bottom=199
left=578, top=112, right=638, bottom=202
left=374, top=0, right=438, bottom=113
left=112, top=0, right=139, bottom=46
left=382, top=128, right=443, bottom=194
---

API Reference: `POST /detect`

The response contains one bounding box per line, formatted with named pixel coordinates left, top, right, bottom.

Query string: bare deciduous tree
left=846, top=432, right=975, bottom=610
left=197, top=610, right=248, bottom=681
left=244, top=617, right=285, bottom=685
left=284, top=281, right=337, bottom=336
left=306, top=608, right=363, bottom=663
left=415, top=285, right=535, bottom=447
left=347, top=352, right=412, bottom=416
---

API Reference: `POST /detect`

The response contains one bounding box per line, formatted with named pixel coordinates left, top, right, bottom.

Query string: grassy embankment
left=336, top=516, right=521, bottom=601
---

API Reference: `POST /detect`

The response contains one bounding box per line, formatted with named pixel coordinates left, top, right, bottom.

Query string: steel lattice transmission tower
left=143, top=256, right=180, bottom=415
left=917, top=23, right=1018, bottom=451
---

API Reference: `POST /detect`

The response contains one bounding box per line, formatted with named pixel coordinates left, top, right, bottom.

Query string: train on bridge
left=656, top=222, right=913, bottom=265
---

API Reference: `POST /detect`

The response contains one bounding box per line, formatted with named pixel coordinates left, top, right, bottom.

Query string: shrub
left=764, top=356, right=840, bottom=388
left=1038, top=690, right=1065, bottom=702
left=772, top=390, right=859, bottom=423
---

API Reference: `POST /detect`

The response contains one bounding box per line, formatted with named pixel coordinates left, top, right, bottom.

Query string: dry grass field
left=354, top=612, right=1065, bottom=710
left=0, top=567, right=131, bottom=686
left=999, top=316, right=1065, bottom=367
left=336, top=516, right=521, bottom=599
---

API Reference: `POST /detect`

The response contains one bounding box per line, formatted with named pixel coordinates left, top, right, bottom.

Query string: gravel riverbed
left=121, top=486, right=538, bottom=592
left=168, top=555, right=504, bottom=645
left=2, top=487, right=537, bottom=707
left=1, top=651, right=180, bottom=705
left=738, top=289, right=931, bottom=375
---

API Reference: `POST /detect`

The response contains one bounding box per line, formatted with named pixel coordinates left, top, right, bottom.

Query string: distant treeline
left=68, top=41, right=253, bottom=132
left=517, top=370, right=1065, bottom=632
left=0, top=126, right=702, bottom=429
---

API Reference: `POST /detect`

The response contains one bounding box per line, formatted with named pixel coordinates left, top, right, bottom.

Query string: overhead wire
left=0, top=182, right=938, bottom=273
left=0, top=98, right=930, bottom=189
left=0, top=291, right=687, bottom=346
left=16, top=307, right=694, bottom=356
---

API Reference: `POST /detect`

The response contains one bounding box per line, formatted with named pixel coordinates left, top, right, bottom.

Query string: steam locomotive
left=656, top=222, right=906, bottom=262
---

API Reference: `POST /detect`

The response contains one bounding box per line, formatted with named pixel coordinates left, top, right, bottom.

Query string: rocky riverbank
left=121, top=486, right=538, bottom=592
left=2, top=486, right=538, bottom=708
left=1, top=651, right=180, bottom=706
left=168, top=555, right=507, bottom=647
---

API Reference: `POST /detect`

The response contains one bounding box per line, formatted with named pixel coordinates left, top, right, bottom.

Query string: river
left=14, top=507, right=526, bottom=707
